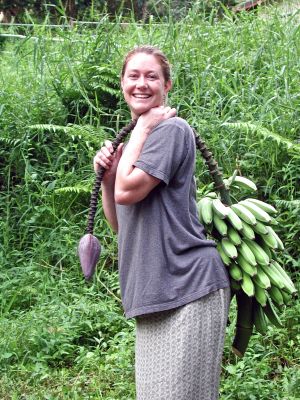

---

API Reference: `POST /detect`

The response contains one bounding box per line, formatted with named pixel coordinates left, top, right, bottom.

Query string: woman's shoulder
left=153, top=117, right=195, bottom=153
left=159, top=116, right=193, bottom=133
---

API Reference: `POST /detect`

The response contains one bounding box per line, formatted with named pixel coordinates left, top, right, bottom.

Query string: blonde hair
left=121, top=45, right=171, bottom=83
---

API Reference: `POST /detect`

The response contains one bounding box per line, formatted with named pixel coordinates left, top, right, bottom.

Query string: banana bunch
left=197, top=175, right=297, bottom=337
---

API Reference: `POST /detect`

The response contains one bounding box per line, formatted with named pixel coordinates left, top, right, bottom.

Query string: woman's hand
left=135, top=105, right=177, bottom=134
left=93, top=140, right=124, bottom=184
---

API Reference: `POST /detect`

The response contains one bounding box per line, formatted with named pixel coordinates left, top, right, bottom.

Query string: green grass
left=0, top=2, right=299, bottom=398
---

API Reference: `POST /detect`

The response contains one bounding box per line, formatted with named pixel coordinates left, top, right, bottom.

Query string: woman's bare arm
left=115, top=106, right=176, bottom=205
left=93, top=141, right=123, bottom=232
left=101, top=180, right=118, bottom=232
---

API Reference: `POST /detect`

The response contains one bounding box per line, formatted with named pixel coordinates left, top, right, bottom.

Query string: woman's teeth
left=133, top=94, right=151, bottom=98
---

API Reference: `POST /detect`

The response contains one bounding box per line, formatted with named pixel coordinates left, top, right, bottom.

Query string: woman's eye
left=148, top=75, right=157, bottom=80
left=129, top=74, right=138, bottom=79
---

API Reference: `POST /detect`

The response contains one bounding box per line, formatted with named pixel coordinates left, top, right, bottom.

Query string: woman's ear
left=165, top=80, right=172, bottom=93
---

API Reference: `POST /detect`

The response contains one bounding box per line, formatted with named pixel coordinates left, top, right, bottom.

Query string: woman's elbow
left=114, top=189, right=138, bottom=205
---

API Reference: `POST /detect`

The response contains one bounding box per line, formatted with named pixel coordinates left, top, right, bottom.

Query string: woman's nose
left=136, top=76, right=147, bottom=88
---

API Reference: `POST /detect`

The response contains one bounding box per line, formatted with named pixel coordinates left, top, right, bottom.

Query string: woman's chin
left=131, top=106, right=151, bottom=118
left=131, top=103, right=159, bottom=117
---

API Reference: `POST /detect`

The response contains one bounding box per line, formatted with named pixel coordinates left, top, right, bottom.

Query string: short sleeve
left=133, top=118, right=189, bottom=185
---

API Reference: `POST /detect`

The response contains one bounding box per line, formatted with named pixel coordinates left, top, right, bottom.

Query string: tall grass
left=0, top=3, right=299, bottom=398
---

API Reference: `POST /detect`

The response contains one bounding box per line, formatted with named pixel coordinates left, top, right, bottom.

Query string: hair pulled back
left=121, top=45, right=171, bottom=83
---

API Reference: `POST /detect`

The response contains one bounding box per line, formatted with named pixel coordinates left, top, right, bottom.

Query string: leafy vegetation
left=0, top=0, right=231, bottom=22
left=0, top=2, right=299, bottom=398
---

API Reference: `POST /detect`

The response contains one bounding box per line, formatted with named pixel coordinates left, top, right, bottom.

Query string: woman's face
left=121, top=53, right=172, bottom=119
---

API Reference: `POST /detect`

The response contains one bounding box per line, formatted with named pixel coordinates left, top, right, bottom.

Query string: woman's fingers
left=165, top=107, right=177, bottom=117
left=157, top=105, right=177, bottom=118
left=157, top=106, right=177, bottom=122
left=99, top=152, right=112, bottom=166
left=137, top=105, right=177, bottom=132
left=93, top=141, right=114, bottom=172
left=104, top=140, right=114, bottom=154
left=101, top=148, right=113, bottom=162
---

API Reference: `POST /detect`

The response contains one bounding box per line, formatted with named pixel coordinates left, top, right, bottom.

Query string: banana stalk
left=232, top=291, right=254, bottom=357
left=193, top=132, right=231, bottom=206
left=193, top=134, right=257, bottom=358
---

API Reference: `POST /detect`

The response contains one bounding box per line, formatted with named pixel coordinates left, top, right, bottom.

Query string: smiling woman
left=121, top=52, right=172, bottom=118
left=93, top=45, right=230, bottom=400
left=114, top=50, right=175, bottom=205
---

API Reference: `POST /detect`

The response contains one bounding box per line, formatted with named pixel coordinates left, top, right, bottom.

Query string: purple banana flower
left=78, top=233, right=101, bottom=280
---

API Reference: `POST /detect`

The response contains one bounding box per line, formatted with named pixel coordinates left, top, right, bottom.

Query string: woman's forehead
left=125, top=53, right=163, bottom=72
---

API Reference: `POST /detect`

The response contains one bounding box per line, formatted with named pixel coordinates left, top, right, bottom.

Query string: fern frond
left=28, top=124, right=106, bottom=144
left=28, top=124, right=69, bottom=134
left=91, top=83, right=119, bottom=95
left=55, top=184, right=92, bottom=195
left=0, top=136, right=21, bottom=146
left=88, top=65, right=119, bottom=95
left=274, top=199, right=300, bottom=210
left=223, top=122, right=300, bottom=153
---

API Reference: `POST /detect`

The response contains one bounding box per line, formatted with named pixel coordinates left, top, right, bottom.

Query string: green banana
left=205, top=191, right=218, bottom=199
left=217, top=243, right=231, bottom=266
left=270, top=216, right=279, bottom=226
left=197, top=203, right=204, bottom=224
left=223, top=178, right=230, bottom=191
left=225, top=169, right=239, bottom=189
left=241, top=271, right=255, bottom=297
left=227, top=226, right=242, bottom=246
left=259, top=230, right=278, bottom=250
left=268, top=285, right=284, bottom=306
left=281, top=289, right=291, bottom=306
left=253, top=300, right=268, bottom=335
left=226, top=208, right=244, bottom=231
left=213, top=213, right=228, bottom=237
left=231, top=203, right=257, bottom=226
left=239, top=200, right=272, bottom=224
left=229, top=262, right=243, bottom=282
left=238, top=241, right=257, bottom=267
left=228, top=175, right=257, bottom=192
left=271, top=260, right=297, bottom=294
left=254, top=284, right=267, bottom=307
left=252, top=268, right=271, bottom=289
left=259, top=263, right=285, bottom=289
left=221, top=238, right=238, bottom=259
left=212, top=198, right=230, bottom=219
left=252, top=221, right=269, bottom=235
left=245, top=198, right=277, bottom=215
left=243, top=239, right=270, bottom=266
left=259, top=241, right=272, bottom=259
left=198, top=197, right=213, bottom=225
left=240, top=221, right=256, bottom=240
left=236, top=253, right=257, bottom=277
left=263, top=296, right=283, bottom=328
left=265, top=226, right=284, bottom=250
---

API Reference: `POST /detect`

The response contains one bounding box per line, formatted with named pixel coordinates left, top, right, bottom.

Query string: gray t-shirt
left=116, top=117, right=230, bottom=319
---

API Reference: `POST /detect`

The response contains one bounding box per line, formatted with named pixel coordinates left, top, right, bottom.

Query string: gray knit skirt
left=135, top=288, right=231, bottom=400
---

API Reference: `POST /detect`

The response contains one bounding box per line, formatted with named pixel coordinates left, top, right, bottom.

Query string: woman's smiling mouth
left=132, top=94, right=152, bottom=98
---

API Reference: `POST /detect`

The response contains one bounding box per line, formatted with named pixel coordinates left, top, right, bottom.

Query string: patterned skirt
left=135, top=288, right=231, bottom=400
